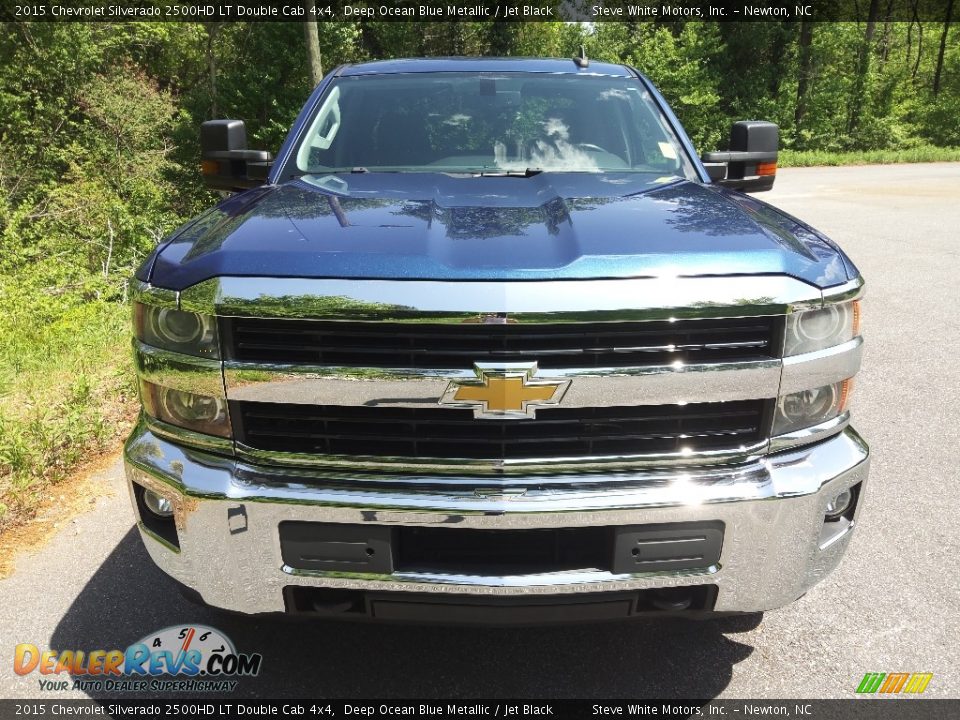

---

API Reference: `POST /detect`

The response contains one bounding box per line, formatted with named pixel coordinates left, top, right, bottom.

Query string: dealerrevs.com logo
left=14, top=625, right=262, bottom=693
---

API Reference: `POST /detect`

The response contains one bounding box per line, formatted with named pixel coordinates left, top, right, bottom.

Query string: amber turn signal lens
left=201, top=159, right=219, bottom=176
left=851, top=299, right=862, bottom=336
left=838, top=377, right=855, bottom=413
left=756, top=161, right=777, bottom=176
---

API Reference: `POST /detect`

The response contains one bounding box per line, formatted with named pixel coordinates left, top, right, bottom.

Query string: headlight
left=773, top=378, right=854, bottom=435
left=784, top=300, right=861, bottom=356
left=140, top=381, right=230, bottom=437
left=134, top=303, right=219, bottom=358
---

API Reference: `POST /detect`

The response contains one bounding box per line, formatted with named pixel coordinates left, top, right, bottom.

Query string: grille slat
left=224, top=317, right=779, bottom=369
left=243, top=429, right=757, bottom=446
left=234, top=400, right=766, bottom=460
left=239, top=408, right=761, bottom=425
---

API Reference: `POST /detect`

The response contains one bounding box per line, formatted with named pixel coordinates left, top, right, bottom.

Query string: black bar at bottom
left=0, top=700, right=955, bottom=720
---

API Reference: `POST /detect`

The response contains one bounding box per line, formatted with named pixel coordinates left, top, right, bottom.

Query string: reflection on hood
left=144, top=172, right=855, bottom=290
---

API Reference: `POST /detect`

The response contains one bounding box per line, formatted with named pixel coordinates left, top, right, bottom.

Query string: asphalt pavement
left=1, top=163, right=959, bottom=700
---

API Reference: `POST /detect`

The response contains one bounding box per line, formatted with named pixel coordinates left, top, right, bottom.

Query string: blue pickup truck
left=125, top=57, right=868, bottom=623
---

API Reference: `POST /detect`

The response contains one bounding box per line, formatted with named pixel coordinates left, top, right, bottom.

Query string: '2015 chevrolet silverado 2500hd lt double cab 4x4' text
left=124, top=57, right=868, bottom=623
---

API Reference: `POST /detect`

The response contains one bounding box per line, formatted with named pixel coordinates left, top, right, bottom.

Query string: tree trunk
left=934, top=0, right=955, bottom=96
left=848, top=0, right=881, bottom=136
left=879, top=0, right=894, bottom=64
left=907, top=0, right=917, bottom=66
left=303, top=0, right=323, bottom=87
left=794, top=21, right=814, bottom=139
left=205, top=23, right=220, bottom=117
left=452, top=22, right=467, bottom=55
left=768, top=22, right=793, bottom=98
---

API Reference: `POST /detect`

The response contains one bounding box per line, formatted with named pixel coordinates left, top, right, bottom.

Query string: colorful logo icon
left=14, top=624, right=262, bottom=678
left=856, top=672, right=933, bottom=694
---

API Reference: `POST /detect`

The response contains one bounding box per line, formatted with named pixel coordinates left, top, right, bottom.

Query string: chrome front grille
left=133, top=276, right=863, bottom=475
left=220, top=314, right=782, bottom=470
left=221, top=317, right=780, bottom=369
left=232, top=400, right=769, bottom=460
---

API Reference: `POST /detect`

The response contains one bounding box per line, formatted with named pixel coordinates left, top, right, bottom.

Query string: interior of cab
left=296, top=73, right=692, bottom=176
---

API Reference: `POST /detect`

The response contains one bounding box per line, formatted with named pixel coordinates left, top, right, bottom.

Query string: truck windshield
left=294, top=72, right=697, bottom=178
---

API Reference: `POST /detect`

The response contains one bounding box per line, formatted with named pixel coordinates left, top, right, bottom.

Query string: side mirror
left=701, top=121, right=778, bottom=193
left=200, top=120, right=273, bottom=191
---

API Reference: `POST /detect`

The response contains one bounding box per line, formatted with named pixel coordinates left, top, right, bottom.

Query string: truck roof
left=338, top=57, right=634, bottom=77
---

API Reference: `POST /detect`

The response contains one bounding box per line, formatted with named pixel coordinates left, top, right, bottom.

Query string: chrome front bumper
left=124, top=420, right=869, bottom=616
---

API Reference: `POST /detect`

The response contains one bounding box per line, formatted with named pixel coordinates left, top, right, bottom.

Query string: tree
left=204, top=23, right=221, bottom=116
left=933, top=0, right=955, bottom=95
left=795, top=21, right=815, bottom=140
left=303, top=0, right=323, bottom=86
left=626, top=23, right=726, bottom=150
left=848, top=0, right=881, bottom=136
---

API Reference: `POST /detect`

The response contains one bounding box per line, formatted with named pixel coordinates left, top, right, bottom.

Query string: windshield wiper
left=321, top=168, right=401, bottom=174
left=475, top=168, right=544, bottom=178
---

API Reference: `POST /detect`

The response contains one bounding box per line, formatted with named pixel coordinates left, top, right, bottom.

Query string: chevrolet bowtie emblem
left=439, top=362, right=570, bottom=419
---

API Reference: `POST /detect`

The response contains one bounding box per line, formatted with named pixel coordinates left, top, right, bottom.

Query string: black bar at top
left=2, top=0, right=957, bottom=23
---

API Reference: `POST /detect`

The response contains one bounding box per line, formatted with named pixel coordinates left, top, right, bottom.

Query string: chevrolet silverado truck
left=125, top=57, right=868, bottom=623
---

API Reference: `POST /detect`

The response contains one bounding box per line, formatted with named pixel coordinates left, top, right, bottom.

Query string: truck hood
left=145, top=173, right=853, bottom=290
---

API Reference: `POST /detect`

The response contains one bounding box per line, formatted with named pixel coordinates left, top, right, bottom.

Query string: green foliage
left=0, top=301, right=132, bottom=528
left=780, top=145, right=960, bottom=167
left=587, top=20, right=957, bottom=155
left=626, top=23, right=727, bottom=150
left=0, top=24, right=200, bottom=528
left=915, top=38, right=960, bottom=146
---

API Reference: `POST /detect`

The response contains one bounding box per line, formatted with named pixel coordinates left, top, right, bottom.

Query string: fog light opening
left=133, top=482, right=180, bottom=550
left=825, top=488, right=853, bottom=521
left=649, top=588, right=694, bottom=612
left=143, top=488, right=174, bottom=518
left=819, top=483, right=862, bottom=549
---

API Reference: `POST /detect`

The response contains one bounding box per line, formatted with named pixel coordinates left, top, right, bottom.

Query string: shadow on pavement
left=51, top=528, right=759, bottom=699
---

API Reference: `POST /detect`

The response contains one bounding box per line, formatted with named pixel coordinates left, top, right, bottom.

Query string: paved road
left=2, top=164, right=959, bottom=700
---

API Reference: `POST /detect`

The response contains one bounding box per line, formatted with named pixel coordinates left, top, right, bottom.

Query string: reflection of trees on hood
left=174, top=175, right=632, bottom=258
left=439, top=202, right=566, bottom=240
left=177, top=207, right=248, bottom=262
left=277, top=184, right=399, bottom=221
left=717, top=191, right=825, bottom=262
left=383, top=199, right=567, bottom=241
left=393, top=196, right=616, bottom=242
left=652, top=184, right=765, bottom=239
left=656, top=184, right=843, bottom=270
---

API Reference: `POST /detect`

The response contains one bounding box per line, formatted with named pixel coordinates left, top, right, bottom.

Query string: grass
left=779, top=145, right=960, bottom=167
left=0, top=297, right=137, bottom=532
